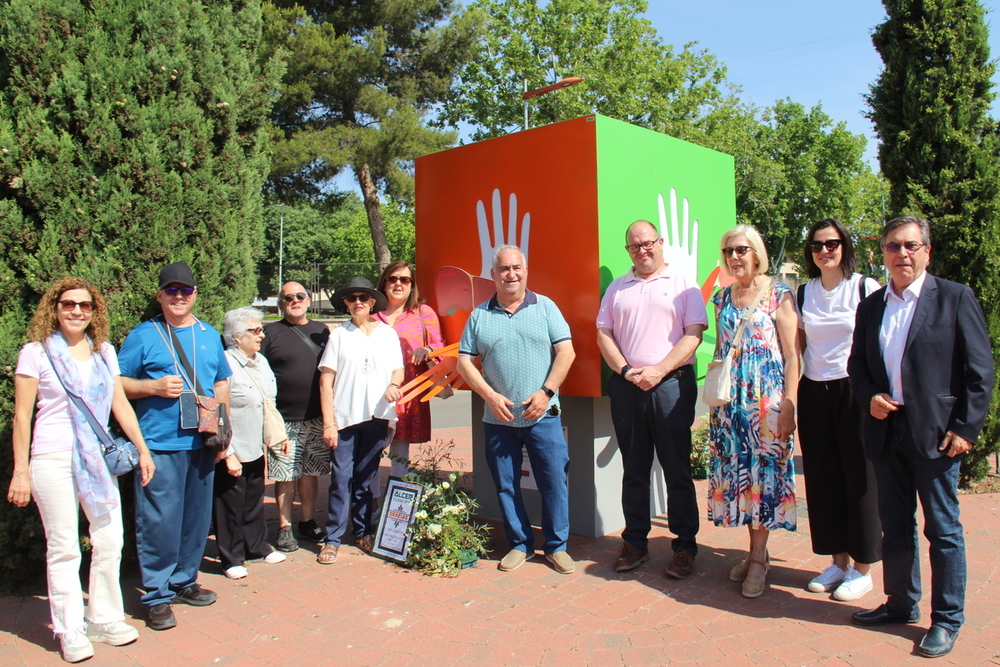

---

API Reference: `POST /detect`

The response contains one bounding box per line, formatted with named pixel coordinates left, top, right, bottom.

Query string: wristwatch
left=621, top=364, right=633, bottom=376
left=541, top=386, right=555, bottom=398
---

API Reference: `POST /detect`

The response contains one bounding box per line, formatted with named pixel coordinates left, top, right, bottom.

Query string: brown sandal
left=741, top=558, right=770, bottom=598
left=317, top=544, right=339, bottom=565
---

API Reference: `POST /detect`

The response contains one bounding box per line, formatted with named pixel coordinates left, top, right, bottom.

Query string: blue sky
left=646, top=1, right=1000, bottom=168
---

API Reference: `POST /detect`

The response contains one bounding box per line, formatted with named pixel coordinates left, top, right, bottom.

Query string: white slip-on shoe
left=833, top=567, right=874, bottom=601
left=225, top=565, right=249, bottom=579
left=807, top=560, right=849, bottom=593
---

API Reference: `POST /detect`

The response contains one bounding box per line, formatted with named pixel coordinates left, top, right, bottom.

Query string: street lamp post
left=278, top=204, right=285, bottom=293
left=522, top=76, right=583, bottom=130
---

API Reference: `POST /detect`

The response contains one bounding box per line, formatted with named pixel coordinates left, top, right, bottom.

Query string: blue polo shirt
left=459, top=290, right=572, bottom=427
left=118, top=317, right=232, bottom=451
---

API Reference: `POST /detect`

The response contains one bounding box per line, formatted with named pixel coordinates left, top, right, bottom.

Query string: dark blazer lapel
left=904, top=273, right=937, bottom=357
left=869, top=294, right=890, bottom=390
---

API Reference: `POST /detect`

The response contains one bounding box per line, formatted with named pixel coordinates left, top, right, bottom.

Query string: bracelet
left=389, top=383, right=400, bottom=388
left=323, top=424, right=337, bottom=431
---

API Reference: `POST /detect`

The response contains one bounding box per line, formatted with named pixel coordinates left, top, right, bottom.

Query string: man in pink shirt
left=597, top=220, right=707, bottom=577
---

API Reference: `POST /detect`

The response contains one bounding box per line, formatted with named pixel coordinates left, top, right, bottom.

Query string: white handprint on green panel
left=659, top=188, right=699, bottom=281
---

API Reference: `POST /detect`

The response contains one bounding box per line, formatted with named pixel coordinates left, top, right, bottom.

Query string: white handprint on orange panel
left=477, top=188, right=531, bottom=278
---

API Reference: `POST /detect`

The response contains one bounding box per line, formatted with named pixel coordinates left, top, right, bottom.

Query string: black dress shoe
left=172, top=583, right=218, bottom=607
left=147, top=603, right=176, bottom=631
left=917, top=625, right=958, bottom=658
left=851, top=603, right=921, bottom=626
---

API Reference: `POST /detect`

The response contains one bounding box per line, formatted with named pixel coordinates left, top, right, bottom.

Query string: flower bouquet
left=389, top=440, right=490, bottom=577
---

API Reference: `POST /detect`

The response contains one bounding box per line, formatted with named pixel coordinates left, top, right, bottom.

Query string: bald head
left=279, top=281, right=310, bottom=323
left=625, top=220, right=658, bottom=242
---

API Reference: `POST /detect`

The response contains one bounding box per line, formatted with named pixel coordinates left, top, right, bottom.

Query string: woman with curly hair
left=7, top=277, right=155, bottom=663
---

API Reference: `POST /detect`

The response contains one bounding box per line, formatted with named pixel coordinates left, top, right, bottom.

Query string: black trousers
left=797, top=377, right=881, bottom=563
left=608, top=369, right=699, bottom=554
left=213, top=455, right=270, bottom=569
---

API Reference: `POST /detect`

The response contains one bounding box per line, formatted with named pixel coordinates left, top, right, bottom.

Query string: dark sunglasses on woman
left=807, top=239, right=842, bottom=253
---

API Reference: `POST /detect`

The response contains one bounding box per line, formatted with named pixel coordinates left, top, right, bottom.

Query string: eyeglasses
left=807, top=239, right=842, bottom=253
left=282, top=292, right=308, bottom=302
left=722, top=246, right=752, bottom=257
left=625, top=239, right=660, bottom=254
left=385, top=275, right=412, bottom=285
left=882, top=241, right=927, bottom=253
left=344, top=293, right=371, bottom=303
left=244, top=327, right=264, bottom=335
left=163, top=286, right=195, bottom=297
left=59, top=299, right=94, bottom=313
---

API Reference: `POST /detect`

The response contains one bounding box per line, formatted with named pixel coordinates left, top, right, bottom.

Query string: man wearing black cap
left=118, top=262, right=232, bottom=630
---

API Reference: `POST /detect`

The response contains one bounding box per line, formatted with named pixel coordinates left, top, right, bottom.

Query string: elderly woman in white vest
left=213, top=306, right=287, bottom=579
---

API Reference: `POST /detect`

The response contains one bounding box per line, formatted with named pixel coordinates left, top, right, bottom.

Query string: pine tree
left=0, top=0, right=282, bottom=589
left=262, top=0, right=478, bottom=265
left=867, top=0, right=1000, bottom=480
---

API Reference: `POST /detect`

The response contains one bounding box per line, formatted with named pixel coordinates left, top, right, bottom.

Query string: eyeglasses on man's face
left=163, top=286, right=195, bottom=297
left=881, top=241, right=926, bottom=254
left=625, top=239, right=660, bottom=254
left=282, top=292, right=308, bottom=302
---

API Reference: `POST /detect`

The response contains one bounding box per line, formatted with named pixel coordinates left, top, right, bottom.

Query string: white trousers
left=30, top=450, right=125, bottom=635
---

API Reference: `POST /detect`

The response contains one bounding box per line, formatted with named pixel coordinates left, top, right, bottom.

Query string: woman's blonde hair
left=27, top=276, right=109, bottom=350
left=719, top=224, right=769, bottom=277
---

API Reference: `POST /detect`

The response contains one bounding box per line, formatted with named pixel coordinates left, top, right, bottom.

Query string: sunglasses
left=282, top=292, right=308, bottom=302
left=385, top=275, right=412, bottom=285
left=722, top=245, right=752, bottom=257
left=624, top=239, right=660, bottom=254
left=882, top=241, right=927, bottom=253
left=807, top=239, right=843, bottom=253
left=59, top=299, right=94, bottom=313
left=344, top=293, right=372, bottom=303
left=244, top=327, right=264, bottom=335
left=163, top=286, right=195, bottom=297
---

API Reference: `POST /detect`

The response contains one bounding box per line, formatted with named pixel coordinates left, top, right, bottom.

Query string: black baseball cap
left=158, top=262, right=196, bottom=290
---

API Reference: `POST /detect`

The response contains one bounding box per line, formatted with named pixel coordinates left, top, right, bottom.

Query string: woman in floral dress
left=708, top=225, right=799, bottom=598
left=375, top=261, right=444, bottom=489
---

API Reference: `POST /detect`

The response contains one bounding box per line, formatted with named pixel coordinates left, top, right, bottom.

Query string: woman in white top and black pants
left=797, top=218, right=883, bottom=602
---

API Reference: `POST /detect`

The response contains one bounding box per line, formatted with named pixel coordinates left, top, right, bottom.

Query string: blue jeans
left=875, top=412, right=965, bottom=631
left=325, top=419, right=388, bottom=546
left=134, top=447, right=215, bottom=606
left=484, top=413, right=570, bottom=554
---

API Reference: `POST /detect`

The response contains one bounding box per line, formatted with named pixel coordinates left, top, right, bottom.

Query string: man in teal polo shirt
left=457, top=245, right=577, bottom=574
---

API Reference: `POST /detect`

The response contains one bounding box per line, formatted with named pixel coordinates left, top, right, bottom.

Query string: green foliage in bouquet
left=390, top=440, right=490, bottom=577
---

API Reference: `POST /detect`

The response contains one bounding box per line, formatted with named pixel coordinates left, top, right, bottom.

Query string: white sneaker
left=86, top=620, right=139, bottom=646
left=225, top=565, right=248, bottom=579
left=59, top=629, right=94, bottom=663
left=833, top=567, right=873, bottom=601
left=807, top=560, right=849, bottom=592
left=263, top=550, right=286, bottom=564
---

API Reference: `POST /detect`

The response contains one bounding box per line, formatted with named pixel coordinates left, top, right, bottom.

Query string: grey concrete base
left=471, top=394, right=669, bottom=539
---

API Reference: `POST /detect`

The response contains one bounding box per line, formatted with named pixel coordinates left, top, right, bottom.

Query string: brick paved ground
left=2, top=424, right=999, bottom=666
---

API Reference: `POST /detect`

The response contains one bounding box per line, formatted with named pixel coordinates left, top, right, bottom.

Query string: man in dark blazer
left=848, top=216, right=994, bottom=659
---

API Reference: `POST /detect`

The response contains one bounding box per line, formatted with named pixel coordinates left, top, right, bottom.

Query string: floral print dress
left=708, top=281, right=796, bottom=531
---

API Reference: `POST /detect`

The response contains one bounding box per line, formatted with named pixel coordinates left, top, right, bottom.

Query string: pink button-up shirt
left=596, top=265, right=708, bottom=368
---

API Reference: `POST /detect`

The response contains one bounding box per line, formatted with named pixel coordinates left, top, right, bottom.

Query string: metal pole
left=278, top=204, right=285, bottom=292
left=523, top=79, right=529, bottom=130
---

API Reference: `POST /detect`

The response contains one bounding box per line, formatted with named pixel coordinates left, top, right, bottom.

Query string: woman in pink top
left=7, top=277, right=154, bottom=663
left=375, top=261, right=444, bottom=485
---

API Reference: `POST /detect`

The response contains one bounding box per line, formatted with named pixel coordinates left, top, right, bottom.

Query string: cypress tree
left=867, top=0, right=1000, bottom=481
left=0, top=0, right=282, bottom=589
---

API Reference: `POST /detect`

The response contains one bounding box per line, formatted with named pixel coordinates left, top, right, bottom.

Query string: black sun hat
left=331, top=276, right=388, bottom=314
